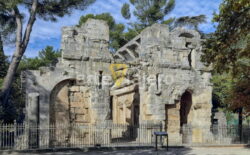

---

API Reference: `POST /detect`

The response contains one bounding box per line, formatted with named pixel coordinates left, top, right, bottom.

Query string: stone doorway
left=50, top=80, right=92, bottom=125
left=165, top=90, right=193, bottom=144
left=49, top=80, right=92, bottom=146
left=110, top=85, right=140, bottom=142
left=180, top=91, right=192, bottom=144
left=111, top=92, right=140, bottom=125
left=180, top=91, right=192, bottom=127
left=111, top=85, right=140, bottom=125
left=50, top=80, right=73, bottom=126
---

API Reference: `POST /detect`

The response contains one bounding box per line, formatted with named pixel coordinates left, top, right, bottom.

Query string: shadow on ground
left=1, top=147, right=193, bottom=155
left=89, top=147, right=193, bottom=155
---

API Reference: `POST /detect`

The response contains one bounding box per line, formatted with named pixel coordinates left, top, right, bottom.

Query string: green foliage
left=0, top=45, right=60, bottom=123
left=120, top=0, right=206, bottom=35
left=19, top=46, right=61, bottom=71
left=228, top=75, right=250, bottom=114
left=82, top=1, right=208, bottom=52
left=79, top=13, right=116, bottom=29
left=0, top=0, right=96, bottom=27
left=202, top=0, right=249, bottom=74
left=123, top=28, right=139, bottom=42
left=212, top=73, right=233, bottom=107
left=121, top=3, right=131, bottom=19
left=0, top=0, right=22, bottom=10
left=175, top=15, right=206, bottom=30
left=0, top=38, right=8, bottom=78
left=0, top=79, right=3, bottom=88
left=0, top=0, right=95, bottom=123
left=38, top=46, right=61, bottom=66
left=78, top=14, right=95, bottom=26
left=0, top=12, right=16, bottom=44
left=110, top=24, right=127, bottom=51
left=121, top=0, right=175, bottom=28
left=164, top=0, right=175, bottom=15
left=224, top=110, right=238, bottom=125
left=37, top=0, right=96, bottom=21
left=203, top=0, right=250, bottom=115
left=162, top=17, right=175, bottom=25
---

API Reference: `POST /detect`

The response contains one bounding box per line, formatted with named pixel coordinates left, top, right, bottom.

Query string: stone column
left=191, top=87, right=212, bottom=144
left=27, top=93, right=39, bottom=148
left=165, top=103, right=182, bottom=145
left=27, top=93, right=39, bottom=124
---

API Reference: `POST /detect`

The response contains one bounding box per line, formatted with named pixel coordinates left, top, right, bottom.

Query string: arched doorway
left=50, top=79, right=93, bottom=125
left=49, top=79, right=93, bottom=146
left=179, top=91, right=192, bottom=144
left=180, top=91, right=192, bottom=127
left=49, top=79, right=74, bottom=147
left=50, top=79, right=75, bottom=125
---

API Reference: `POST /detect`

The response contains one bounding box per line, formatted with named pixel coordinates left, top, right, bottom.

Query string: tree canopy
left=121, top=0, right=175, bottom=28
left=0, top=45, right=60, bottom=123
left=120, top=0, right=207, bottom=43
left=0, top=37, right=8, bottom=79
left=18, top=46, right=61, bottom=71
left=120, top=0, right=175, bottom=41
left=202, top=0, right=250, bottom=115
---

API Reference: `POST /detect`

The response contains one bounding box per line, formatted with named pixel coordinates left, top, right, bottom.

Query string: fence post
left=238, top=108, right=243, bottom=142
left=0, top=123, right=1, bottom=150
left=13, top=120, right=17, bottom=149
left=25, top=122, right=29, bottom=149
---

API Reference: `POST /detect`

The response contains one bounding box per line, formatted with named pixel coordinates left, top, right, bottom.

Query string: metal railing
left=1, top=123, right=250, bottom=150
left=0, top=123, right=161, bottom=150
left=181, top=124, right=250, bottom=145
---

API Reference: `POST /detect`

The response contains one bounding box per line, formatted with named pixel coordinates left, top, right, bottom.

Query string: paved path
left=2, top=147, right=250, bottom=155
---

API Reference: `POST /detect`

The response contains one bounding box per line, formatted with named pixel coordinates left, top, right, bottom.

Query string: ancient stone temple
left=24, top=19, right=212, bottom=145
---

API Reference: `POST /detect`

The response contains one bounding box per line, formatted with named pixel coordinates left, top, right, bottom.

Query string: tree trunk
left=238, top=107, right=243, bottom=142
left=0, top=35, right=3, bottom=56
left=0, top=0, right=38, bottom=106
left=0, top=51, right=23, bottom=104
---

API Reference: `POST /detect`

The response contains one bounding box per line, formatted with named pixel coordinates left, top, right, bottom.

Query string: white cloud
left=4, top=0, right=221, bottom=57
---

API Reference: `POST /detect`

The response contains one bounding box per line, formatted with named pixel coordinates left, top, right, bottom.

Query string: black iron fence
left=1, top=123, right=250, bottom=150
left=0, top=123, right=162, bottom=150
left=181, top=124, right=250, bottom=145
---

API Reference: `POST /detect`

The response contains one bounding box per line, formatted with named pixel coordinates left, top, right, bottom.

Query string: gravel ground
left=2, top=147, right=250, bottom=155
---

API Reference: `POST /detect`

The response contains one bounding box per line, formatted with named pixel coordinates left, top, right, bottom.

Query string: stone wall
left=24, top=19, right=212, bottom=146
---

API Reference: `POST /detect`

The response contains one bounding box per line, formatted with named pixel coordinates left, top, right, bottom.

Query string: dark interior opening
left=110, top=96, right=113, bottom=120
left=180, top=91, right=192, bottom=127
left=188, top=51, right=192, bottom=68
left=179, top=33, right=194, bottom=38
left=99, top=71, right=103, bottom=89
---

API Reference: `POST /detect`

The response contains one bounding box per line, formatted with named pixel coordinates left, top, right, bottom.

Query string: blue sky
left=4, top=0, right=222, bottom=57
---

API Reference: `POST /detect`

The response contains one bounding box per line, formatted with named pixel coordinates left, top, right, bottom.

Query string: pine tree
left=0, top=0, right=95, bottom=106
left=202, top=0, right=250, bottom=115
left=120, top=0, right=206, bottom=42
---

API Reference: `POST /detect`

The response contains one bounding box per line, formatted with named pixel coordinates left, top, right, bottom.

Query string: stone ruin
left=23, top=19, right=212, bottom=145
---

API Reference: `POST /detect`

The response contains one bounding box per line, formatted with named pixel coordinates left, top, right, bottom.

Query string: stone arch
left=165, top=87, right=193, bottom=143
left=110, top=84, right=140, bottom=125
left=171, top=27, right=200, bottom=39
left=50, top=79, right=76, bottom=125
left=49, top=79, right=75, bottom=147
left=180, top=90, right=192, bottom=127
left=179, top=32, right=194, bottom=38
